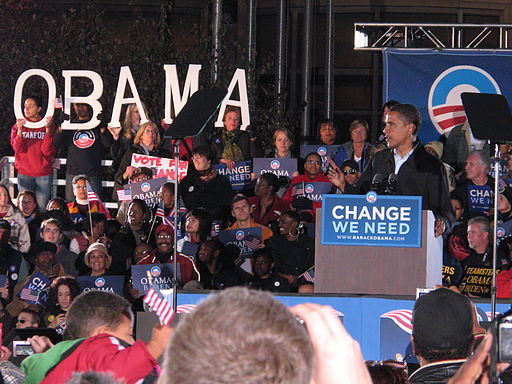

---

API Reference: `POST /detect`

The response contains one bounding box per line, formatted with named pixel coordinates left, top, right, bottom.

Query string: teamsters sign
left=321, top=193, right=422, bottom=247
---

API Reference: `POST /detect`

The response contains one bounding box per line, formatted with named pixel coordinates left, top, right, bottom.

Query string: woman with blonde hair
left=108, top=103, right=150, bottom=179
left=113, top=121, right=170, bottom=199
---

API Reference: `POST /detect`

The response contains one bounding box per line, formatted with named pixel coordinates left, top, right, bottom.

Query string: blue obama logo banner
left=383, top=49, right=512, bottom=144
left=131, top=263, right=179, bottom=297
left=321, top=193, right=422, bottom=247
left=253, top=158, right=297, bottom=178
left=76, top=276, right=124, bottom=295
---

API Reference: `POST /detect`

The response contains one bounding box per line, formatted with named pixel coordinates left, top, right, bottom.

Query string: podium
left=315, top=210, right=443, bottom=295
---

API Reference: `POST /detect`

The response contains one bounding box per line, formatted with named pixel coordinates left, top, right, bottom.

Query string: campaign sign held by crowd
left=130, top=177, right=167, bottom=207
left=219, top=227, right=263, bottom=259
left=291, top=181, right=332, bottom=202
left=18, top=272, right=51, bottom=305
left=131, top=263, right=179, bottom=297
left=76, top=276, right=124, bottom=295
left=131, top=154, right=188, bottom=182
left=214, top=160, right=252, bottom=191
left=467, top=185, right=493, bottom=213
left=321, top=193, right=422, bottom=247
left=300, top=145, right=339, bottom=172
left=253, top=158, right=297, bottom=178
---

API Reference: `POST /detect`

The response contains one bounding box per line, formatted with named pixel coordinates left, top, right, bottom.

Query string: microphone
left=371, top=174, right=383, bottom=192
left=385, top=173, right=398, bottom=195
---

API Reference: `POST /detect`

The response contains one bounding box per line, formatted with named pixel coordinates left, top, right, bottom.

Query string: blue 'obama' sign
left=321, top=193, right=422, bottom=247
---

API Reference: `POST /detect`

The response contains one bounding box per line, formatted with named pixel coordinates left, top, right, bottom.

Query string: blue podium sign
left=321, top=193, right=422, bottom=247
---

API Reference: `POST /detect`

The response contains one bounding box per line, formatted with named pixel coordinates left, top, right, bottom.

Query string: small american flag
left=499, top=178, right=509, bottom=193
left=177, top=304, right=196, bottom=313
left=55, top=97, right=63, bottom=109
left=381, top=310, right=413, bottom=334
left=20, top=288, right=39, bottom=303
left=301, top=268, right=315, bottom=283
left=143, top=286, right=175, bottom=326
left=86, top=181, right=99, bottom=202
left=117, top=188, right=132, bottom=201
left=244, top=235, right=261, bottom=250
left=156, top=206, right=174, bottom=227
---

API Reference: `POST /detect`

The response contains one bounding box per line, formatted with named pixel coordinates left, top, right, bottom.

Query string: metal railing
left=0, top=156, right=119, bottom=209
left=354, top=23, right=512, bottom=51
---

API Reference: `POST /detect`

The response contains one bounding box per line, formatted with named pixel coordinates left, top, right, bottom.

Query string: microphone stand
left=172, top=138, right=180, bottom=312
left=491, top=142, right=499, bottom=321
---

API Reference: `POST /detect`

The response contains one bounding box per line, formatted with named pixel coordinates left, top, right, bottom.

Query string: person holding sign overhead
left=10, top=95, right=56, bottom=211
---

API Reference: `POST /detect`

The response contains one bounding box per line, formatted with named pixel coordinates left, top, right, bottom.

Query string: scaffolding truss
left=354, top=23, right=512, bottom=51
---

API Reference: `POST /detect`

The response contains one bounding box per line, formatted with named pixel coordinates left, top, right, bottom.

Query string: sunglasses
left=343, top=169, right=357, bottom=175
left=16, top=319, right=30, bottom=324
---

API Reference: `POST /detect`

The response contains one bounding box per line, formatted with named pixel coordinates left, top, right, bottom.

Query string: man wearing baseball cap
left=409, top=288, right=474, bottom=383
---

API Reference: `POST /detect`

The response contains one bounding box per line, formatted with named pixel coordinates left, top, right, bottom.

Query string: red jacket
left=283, top=173, right=332, bottom=212
left=248, top=195, right=290, bottom=226
left=41, top=334, right=158, bottom=384
left=10, top=122, right=56, bottom=176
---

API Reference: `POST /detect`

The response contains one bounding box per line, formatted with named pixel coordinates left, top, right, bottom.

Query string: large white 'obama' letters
left=61, top=70, right=103, bottom=130
left=215, top=68, right=250, bottom=130
left=13, top=66, right=251, bottom=130
left=163, top=64, right=202, bottom=125
left=13, top=69, right=56, bottom=129
left=109, top=66, right=148, bottom=127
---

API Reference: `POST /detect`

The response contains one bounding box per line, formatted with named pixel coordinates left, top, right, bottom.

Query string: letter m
left=163, top=64, right=202, bottom=124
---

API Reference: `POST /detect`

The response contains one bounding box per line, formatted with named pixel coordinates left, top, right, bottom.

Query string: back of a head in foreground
left=163, top=287, right=313, bottom=384
left=64, top=291, right=133, bottom=340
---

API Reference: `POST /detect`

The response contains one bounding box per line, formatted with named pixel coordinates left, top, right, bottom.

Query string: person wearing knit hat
left=84, top=243, right=112, bottom=276
left=425, top=140, right=457, bottom=192
left=409, top=288, right=474, bottom=383
left=498, top=185, right=512, bottom=222
left=424, top=141, right=444, bottom=159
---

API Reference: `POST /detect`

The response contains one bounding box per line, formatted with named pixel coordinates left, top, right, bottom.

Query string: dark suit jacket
left=356, top=143, right=455, bottom=229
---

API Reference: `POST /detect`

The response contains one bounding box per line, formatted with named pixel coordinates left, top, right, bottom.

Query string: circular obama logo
left=317, top=147, right=327, bottom=156
left=141, top=182, right=151, bottom=192
left=150, top=266, right=161, bottom=277
left=270, top=160, right=281, bottom=170
left=428, top=65, right=500, bottom=135
left=235, top=230, right=245, bottom=241
left=497, top=227, right=506, bottom=238
left=304, top=184, right=314, bottom=194
left=73, top=130, right=96, bottom=149
left=95, top=277, right=106, bottom=288
left=366, top=191, right=378, bottom=204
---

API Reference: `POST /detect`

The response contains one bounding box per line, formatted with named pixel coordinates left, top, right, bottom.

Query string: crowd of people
left=1, top=94, right=511, bottom=382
